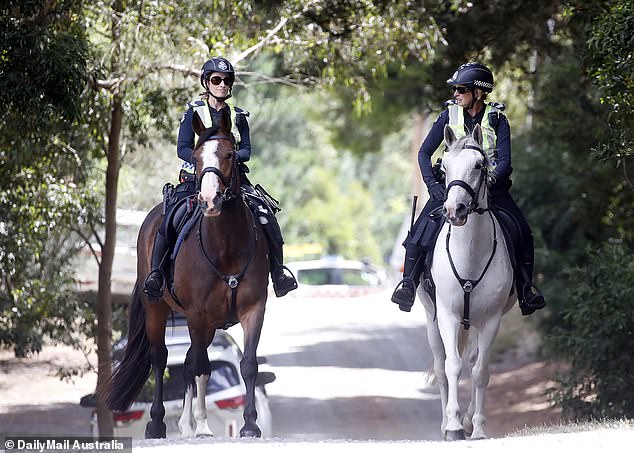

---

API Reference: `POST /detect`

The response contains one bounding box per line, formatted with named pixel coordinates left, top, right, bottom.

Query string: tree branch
left=233, top=16, right=289, bottom=65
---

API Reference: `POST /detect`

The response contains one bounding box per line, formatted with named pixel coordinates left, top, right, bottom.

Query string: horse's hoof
left=145, top=421, right=167, bottom=439
left=444, top=429, right=466, bottom=441
left=240, top=425, right=261, bottom=438
left=195, top=433, right=214, bottom=438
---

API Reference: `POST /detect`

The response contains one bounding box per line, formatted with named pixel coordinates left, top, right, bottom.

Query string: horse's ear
left=473, top=124, right=484, bottom=147
left=192, top=111, right=205, bottom=136
left=444, top=124, right=457, bottom=147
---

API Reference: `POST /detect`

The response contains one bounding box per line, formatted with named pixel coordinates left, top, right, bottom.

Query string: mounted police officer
left=391, top=62, right=546, bottom=316
left=143, top=56, right=298, bottom=299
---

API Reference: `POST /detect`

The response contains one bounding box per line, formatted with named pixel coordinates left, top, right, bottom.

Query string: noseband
left=196, top=135, right=239, bottom=200
left=445, top=144, right=489, bottom=215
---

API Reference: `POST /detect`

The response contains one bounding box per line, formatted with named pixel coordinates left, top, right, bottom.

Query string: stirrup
left=272, top=266, right=298, bottom=297
left=391, top=278, right=416, bottom=312
left=143, top=270, right=165, bottom=299
left=519, top=282, right=546, bottom=315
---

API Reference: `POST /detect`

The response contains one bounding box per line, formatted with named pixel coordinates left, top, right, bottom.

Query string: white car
left=286, top=256, right=388, bottom=296
left=81, top=317, right=274, bottom=439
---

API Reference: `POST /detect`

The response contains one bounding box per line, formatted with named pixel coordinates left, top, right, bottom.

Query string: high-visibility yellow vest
left=180, top=100, right=239, bottom=174
left=446, top=102, right=502, bottom=168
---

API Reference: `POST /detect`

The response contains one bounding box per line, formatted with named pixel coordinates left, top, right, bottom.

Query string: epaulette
left=487, top=101, right=505, bottom=111
left=186, top=100, right=205, bottom=109
left=234, top=106, right=251, bottom=117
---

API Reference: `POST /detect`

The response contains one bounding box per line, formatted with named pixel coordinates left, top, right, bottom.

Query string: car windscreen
left=297, top=267, right=380, bottom=286
left=135, top=360, right=240, bottom=402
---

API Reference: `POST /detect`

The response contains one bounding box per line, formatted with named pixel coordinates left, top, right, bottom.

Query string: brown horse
left=102, top=108, right=270, bottom=438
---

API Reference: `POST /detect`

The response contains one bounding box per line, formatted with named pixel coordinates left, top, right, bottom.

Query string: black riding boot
left=391, top=243, right=424, bottom=312
left=516, top=243, right=546, bottom=316
left=261, top=219, right=298, bottom=297
left=143, top=232, right=170, bottom=298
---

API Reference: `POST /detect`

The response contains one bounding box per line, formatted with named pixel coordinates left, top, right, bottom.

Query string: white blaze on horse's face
left=443, top=148, right=484, bottom=226
left=198, top=141, right=223, bottom=217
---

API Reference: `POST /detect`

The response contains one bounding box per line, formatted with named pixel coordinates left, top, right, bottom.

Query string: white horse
left=420, top=124, right=516, bottom=440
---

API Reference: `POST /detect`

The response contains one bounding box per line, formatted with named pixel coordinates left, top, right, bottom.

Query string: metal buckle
left=463, top=281, right=473, bottom=293
left=227, top=276, right=239, bottom=289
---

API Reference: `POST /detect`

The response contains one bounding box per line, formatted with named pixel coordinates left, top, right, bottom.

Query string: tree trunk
left=96, top=0, right=124, bottom=438
left=95, top=95, right=123, bottom=438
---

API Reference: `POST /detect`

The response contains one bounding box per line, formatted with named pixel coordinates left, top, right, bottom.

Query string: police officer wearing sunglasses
left=143, top=56, right=298, bottom=299
left=391, top=62, right=546, bottom=316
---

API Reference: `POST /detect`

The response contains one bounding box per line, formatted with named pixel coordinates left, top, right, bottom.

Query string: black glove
left=428, top=181, right=445, bottom=201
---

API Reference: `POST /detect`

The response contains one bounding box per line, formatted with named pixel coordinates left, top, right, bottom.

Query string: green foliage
left=583, top=0, right=634, bottom=162
left=0, top=0, right=104, bottom=357
left=545, top=241, right=634, bottom=419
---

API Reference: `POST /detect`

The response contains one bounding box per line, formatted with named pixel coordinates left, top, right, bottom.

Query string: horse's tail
left=423, top=328, right=470, bottom=386
left=101, top=285, right=151, bottom=412
left=458, top=327, right=469, bottom=356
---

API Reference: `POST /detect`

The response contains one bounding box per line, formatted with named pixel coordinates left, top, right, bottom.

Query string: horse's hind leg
left=177, top=348, right=196, bottom=436
left=239, top=302, right=266, bottom=438
left=144, top=303, right=170, bottom=439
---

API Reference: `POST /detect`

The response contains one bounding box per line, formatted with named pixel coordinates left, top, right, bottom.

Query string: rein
left=444, top=142, right=497, bottom=330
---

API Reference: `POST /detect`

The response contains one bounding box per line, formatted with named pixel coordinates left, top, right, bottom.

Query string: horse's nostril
left=456, top=203, right=468, bottom=217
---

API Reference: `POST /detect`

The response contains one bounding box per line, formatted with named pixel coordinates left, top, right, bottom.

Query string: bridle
left=196, top=134, right=240, bottom=201
left=444, top=143, right=489, bottom=216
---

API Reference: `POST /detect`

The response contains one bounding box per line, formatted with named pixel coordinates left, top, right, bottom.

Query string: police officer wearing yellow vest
left=391, top=62, right=546, bottom=316
left=143, top=57, right=298, bottom=299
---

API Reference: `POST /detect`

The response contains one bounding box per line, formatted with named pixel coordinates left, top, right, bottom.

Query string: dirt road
left=0, top=289, right=560, bottom=440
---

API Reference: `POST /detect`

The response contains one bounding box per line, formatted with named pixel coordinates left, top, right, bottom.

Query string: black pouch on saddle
left=409, top=206, right=444, bottom=250
left=254, top=184, right=281, bottom=214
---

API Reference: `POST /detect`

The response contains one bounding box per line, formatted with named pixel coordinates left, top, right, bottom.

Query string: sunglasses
left=453, top=86, right=472, bottom=94
left=209, top=76, right=234, bottom=87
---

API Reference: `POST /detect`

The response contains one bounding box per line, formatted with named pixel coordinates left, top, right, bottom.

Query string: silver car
left=81, top=317, right=275, bottom=438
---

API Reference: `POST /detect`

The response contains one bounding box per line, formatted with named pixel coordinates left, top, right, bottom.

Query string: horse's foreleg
left=424, top=306, right=449, bottom=434
left=462, top=336, right=480, bottom=437
left=469, top=318, right=502, bottom=440
left=145, top=343, right=168, bottom=439
left=239, top=303, right=265, bottom=438
left=437, top=313, right=466, bottom=441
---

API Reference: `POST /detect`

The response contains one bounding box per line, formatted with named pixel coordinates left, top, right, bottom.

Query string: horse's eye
left=475, top=163, right=482, bottom=170
left=227, top=152, right=233, bottom=160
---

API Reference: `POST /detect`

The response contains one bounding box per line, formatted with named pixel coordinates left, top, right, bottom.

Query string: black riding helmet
left=447, top=62, right=494, bottom=93
left=200, top=57, right=235, bottom=101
